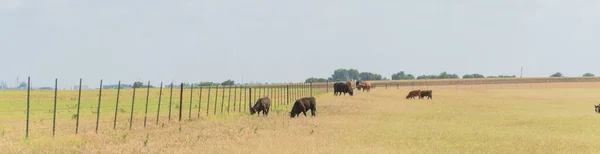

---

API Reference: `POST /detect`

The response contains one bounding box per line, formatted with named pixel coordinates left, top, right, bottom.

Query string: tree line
left=304, top=68, right=597, bottom=83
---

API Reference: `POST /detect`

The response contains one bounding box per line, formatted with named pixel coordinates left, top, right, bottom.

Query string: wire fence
left=0, top=77, right=333, bottom=139
left=4, top=77, right=598, bottom=139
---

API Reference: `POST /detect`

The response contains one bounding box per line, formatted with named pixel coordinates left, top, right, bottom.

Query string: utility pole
left=520, top=66, right=523, bottom=78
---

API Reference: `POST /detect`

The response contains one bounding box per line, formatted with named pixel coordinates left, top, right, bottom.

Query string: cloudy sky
left=1, top=0, right=599, bottom=88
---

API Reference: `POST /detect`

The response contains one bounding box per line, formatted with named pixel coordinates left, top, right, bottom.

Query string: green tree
left=305, top=77, right=329, bottom=83
left=221, top=79, right=235, bottom=86
left=347, top=69, right=360, bottom=80
left=550, top=72, right=563, bottom=77
left=18, top=82, right=27, bottom=89
left=472, top=74, right=485, bottom=78
left=359, top=72, right=383, bottom=80
left=331, top=69, right=349, bottom=81
left=462, top=74, right=474, bottom=78
left=195, top=82, right=216, bottom=86
left=133, top=81, right=144, bottom=88
left=583, top=73, right=595, bottom=77
left=391, top=71, right=415, bottom=80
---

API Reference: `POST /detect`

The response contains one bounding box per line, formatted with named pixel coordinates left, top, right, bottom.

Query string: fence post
left=214, top=85, right=219, bottom=115
left=75, top=78, right=82, bottom=134
left=207, top=86, right=212, bottom=116
left=52, top=78, right=58, bottom=137
left=95, top=80, right=103, bottom=133
left=310, top=82, right=313, bottom=97
left=248, top=87, right=252, bottom=112
left=113, top=81, right=121, bottom=130
left=189, top=83, right=193, bottom=120
left=221, top=86, right=225, bottom=114
left=129, top=82, right=137, bottom=130
left=227, top=85, right=232, bottom=113
left=168, top=82, right=173, bottom=122
left=197, top=86, right=203, bottom=118
left=326, top=81, right=329, bottom=93
left=26, top=76, right=31, bottom=138
left=240, top=86, right=244, bottom=112
left=232, top=85, right=237, bottom=112
left=179, top=83, right=183, bottom=122
left=144, top=81, right=151, bottom=128
left=286, top=85, right=289, bottom=105
left=157, top=82, right=163, bottom=124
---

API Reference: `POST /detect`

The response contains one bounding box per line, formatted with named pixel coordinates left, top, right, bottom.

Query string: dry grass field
left=2, top=82, right=600, bottom=153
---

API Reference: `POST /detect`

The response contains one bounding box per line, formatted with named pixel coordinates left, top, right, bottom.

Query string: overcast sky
left=1, top=0, right=599, bottom=88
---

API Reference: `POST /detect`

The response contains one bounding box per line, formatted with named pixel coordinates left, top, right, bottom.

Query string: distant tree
left=133, top=81, right=154, bottom=88
left=391, top=71, right=415, bottom=80
left=331, top=69, right=349, bottom=81
left=463, top=73, right=485, bottom=79
left=18, top=82, right=27, bottom=89
left=196, top=82, right=216, bottom=86
left=438, top=71, right=459, bottom=79
left=472, top=74, right=485, bottom=78
left=550, top=72, right=563, bottom=77
left=347, top=69, right=360, bottom=81
left=305, top=77, right=329, bottom=83
left=583, top=73, right=595, bottom=77
left=487, top=75, right=516, bottom=78
left=221, top=79, right=235, bottom=86
left=359, top=72, right=383, bottom=80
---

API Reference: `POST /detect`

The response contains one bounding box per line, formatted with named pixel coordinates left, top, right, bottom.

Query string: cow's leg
left=302, top=108, right=307, bottom=117
left=266, top=107, right=270, bottom=116
left=311, top=106, right=316, bottom=117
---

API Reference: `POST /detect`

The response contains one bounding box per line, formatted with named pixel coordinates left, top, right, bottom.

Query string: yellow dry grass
left=2, top=82, right=600, bottom=153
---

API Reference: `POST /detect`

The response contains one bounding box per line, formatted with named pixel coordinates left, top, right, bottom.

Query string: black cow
left=250, top=96, right=271, bottom=116
left=595, top=104, right=600, bottom=113
left=419, top=90, right=433, bottom=99
left=290, top=97, right=317, bottom=118
left=333, top=82, right=353, bottom=96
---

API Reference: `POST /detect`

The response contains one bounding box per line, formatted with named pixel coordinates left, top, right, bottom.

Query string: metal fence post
left=95, top=80, right=103, bottom=133
left=113, top=81, right=121, bottom=130
left=157, top=82, right=163, bottom=124
left=52, top=78, right=58, bottom=137
left=26, top=77, right=31, bottom=138
left=75, top=78, right=82, bottom=134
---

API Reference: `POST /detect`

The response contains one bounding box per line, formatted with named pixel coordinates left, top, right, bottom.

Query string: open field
left=2, top=82, right=600, bottom=153
left=0, top=85, right=322, bottom=139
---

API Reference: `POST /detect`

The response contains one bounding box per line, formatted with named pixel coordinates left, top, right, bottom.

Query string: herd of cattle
left=248, top=80, right=434, bottom=118
left=333, top=80, right=433, bottom=99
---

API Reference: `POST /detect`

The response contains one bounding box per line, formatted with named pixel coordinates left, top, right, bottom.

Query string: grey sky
left=1, top=0, right=599, bottom=88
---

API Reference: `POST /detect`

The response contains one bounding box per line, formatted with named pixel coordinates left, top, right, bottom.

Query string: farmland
left=2, top=79, right=600, bottom=153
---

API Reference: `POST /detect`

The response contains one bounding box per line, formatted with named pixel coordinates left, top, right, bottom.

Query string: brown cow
left=356, top=81, right=372, bottom=92
left=346, top=80, right=353, bottom=89
left=406, top=90, right=421, bottom=99
left=419, top=90, right=432, bottom=99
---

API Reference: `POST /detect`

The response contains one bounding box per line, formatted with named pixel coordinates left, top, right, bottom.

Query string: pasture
left=2, top=81, right=600, bottom=153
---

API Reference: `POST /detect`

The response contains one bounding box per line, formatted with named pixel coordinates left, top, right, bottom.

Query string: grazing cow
left=356, top=81, right=372, bottom=92
left=406, top=90, right=421, bottom=99
left=346, top=80, right=354, bottom=89
left=250, top=96, right=271, bottom=116
left=419, top=90, right=433, bottom=99
left=290, top=97, right=317, bottom=118
left=333, top=82, right=354, bottom=96
left=595, top=104, right=600, bottom=113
